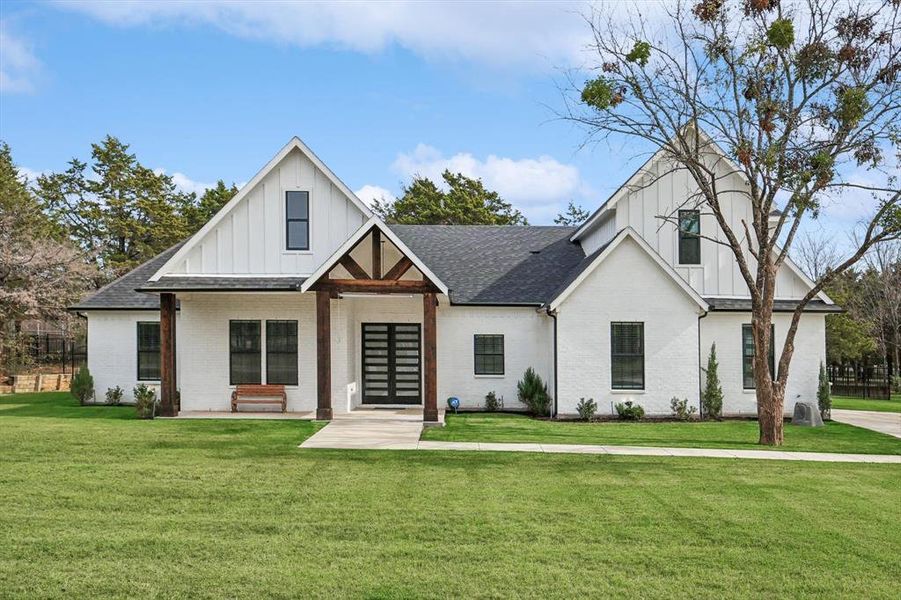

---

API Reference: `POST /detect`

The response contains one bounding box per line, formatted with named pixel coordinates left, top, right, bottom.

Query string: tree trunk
left=756, top=379, right=785, bottom=446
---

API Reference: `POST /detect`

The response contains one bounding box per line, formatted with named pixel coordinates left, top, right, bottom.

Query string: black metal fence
left=13, top=334, right=86, bottom=375
left=828, top=363, right=892, bottom=399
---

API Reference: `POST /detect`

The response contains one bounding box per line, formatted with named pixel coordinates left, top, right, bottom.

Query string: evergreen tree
left=184, top=180, right=239, bottom=231
left=373, top=170, right=527, bottom=225
left=702, top=343, right=724, bottom=419
left=817, top=362, right=831, bottom=420
left=554, top=201, right=590, bottom=226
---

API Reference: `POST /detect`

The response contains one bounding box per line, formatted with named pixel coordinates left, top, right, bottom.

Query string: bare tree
left=793, top=230, right=840, bottom=281
left=567, top=0, right=900, bottom=444
left=857, top=240, right=901, bottom=373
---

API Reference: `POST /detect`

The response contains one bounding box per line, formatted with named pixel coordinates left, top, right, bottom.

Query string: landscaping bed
left=423, top=412, right=901, bottom=455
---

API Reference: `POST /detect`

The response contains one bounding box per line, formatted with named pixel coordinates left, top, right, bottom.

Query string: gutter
left=543, top=306, right=559, bottom=419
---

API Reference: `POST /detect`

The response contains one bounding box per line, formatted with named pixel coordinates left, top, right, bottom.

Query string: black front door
left=362, top=323, right=422, bottom=405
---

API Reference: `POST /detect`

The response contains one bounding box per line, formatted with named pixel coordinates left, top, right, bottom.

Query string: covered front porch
left=151, top=219, right=448, bottom=423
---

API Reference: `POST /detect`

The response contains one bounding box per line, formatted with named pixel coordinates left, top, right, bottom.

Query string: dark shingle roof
left=139, top=276, right=306, bottom=292
left=70, top=242, right=186, bottom=311
left=390, top=225, right=585, bottom=305
left=704, top=297, right=842, bottom=313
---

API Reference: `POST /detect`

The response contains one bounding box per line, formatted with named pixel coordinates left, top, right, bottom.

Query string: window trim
left=285, top=190, right=311, bottom=252
left=266, top=320, right=299, bottom=386
left=473, top=334, right=505, bottom=376
left=229, top=320, right=262, bottom=386
left=742, top=324, right=776, bottom=389
left=136, top=321, right=161, bottom=381
left=677, top=209, right=701, bottom=265
left=610, top=321, right=645, bottom=390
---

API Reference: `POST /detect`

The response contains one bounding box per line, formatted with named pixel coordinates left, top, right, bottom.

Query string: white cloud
left=354, top=184, right=395, bottom=208
left=0, top=22, right=41, bottom=93
left=389, top=144, right=590, bottom=223
left=58, top=0, right=591, bottom=70
left=17, top=166, right=46, bottom=184
left=153, top=168, right=215, bottom=195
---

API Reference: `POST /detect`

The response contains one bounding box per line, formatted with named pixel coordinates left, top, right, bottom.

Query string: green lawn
left=423, top=412, right=901, bottom=455
left=1, top=392, right=900, bottom=599
left=833, top=394, right=901, bottom=413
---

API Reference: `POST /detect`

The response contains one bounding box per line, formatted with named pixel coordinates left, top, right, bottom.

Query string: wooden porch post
left=159, top=292, right=177, bottom=417
left=423, top=292, right=438, bottom=422
left=316, top=290, right=333, bottom=420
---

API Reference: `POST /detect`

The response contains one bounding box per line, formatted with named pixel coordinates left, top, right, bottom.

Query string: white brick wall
left=85, top=310, right=181, bottom=403
left=555, top=236, right=703, bottom=416
left=699, top=312, right=826, bottom=416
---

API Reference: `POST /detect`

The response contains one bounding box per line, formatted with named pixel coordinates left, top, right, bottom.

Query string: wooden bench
left=231, top=384, right=287, bottom=413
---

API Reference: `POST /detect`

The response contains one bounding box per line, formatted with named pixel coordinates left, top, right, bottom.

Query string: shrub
left=70, top=367, right=94, bottom=405
left=670, top=397, right=698, bottom=421
left=517, top=367, right=551, bottom=416
left=817, top=362, right=831, bottom=420
left=133, top=384, right=158, bottom=419
left=576, top=397, right=597, bottom=421
left=105, top=386, right=124, bottom=406
left=702, top=343, right=724, bottom=419
left=614, top=401, right=645, bottom=421
left=484, top=391, right=502, bottom=412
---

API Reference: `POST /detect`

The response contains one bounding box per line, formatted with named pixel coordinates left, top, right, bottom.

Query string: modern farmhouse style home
left=72, top=136, right=839, bottom=421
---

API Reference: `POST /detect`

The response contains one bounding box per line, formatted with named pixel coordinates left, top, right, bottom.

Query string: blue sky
left=0, top=0, right=882, bottom=237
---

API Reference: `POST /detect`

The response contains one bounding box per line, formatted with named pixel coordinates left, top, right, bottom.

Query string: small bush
left=702, top=343, right=724, bottom=419
left=517, top=367, right=551, bottom=417
left=70, top=367, right=94, bottom=405
left=133, top=384, right=158, bottom=419
left=670, top=397, right=698, bottom=421
left=576, top=397, right=597, bottom=421
left=484, top=391, right=502, bottom=412
left=817, top=362, right=831, bottom=420
left=105, top=386, right=124, bottom=406
left=614, top=401, right=645, bottom=421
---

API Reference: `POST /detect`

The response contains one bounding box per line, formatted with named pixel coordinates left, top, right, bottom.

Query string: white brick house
left=72, top=136, right=838, bottom=419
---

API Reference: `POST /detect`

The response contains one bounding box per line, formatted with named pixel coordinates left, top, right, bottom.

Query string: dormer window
left=286, top=191, right=310, bottom=251
left=678, top=209, right=700, bottom=265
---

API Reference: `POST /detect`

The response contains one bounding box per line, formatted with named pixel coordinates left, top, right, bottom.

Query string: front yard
left=832, top=394, right=901, bottom=413
left=1, top=392, right=900, bottom=599
left=423, top=412, right=901, bottom=455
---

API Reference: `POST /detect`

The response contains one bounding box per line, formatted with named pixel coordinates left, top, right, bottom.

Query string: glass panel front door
left=362, top=323, right=421, bottom=405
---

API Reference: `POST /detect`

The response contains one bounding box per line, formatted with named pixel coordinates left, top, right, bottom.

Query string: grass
left=832, top=394, right=901, bottom=413
left=423, top=412, right=901, bottom=455
left=1, top=392, right=899, bottom=599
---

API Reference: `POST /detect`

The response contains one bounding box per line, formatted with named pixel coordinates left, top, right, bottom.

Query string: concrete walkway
left=300, top=417, right=901, bottom=463
left=832, top=409, right=901, bottom=439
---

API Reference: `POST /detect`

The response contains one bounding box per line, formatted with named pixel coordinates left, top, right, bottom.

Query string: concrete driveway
left=831, top=409, right=901, bottom=439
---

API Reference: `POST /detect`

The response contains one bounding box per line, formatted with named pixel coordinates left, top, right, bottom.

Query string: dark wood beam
left=316, top=290, right=332, bottom=420
left=159, top=293, right=177, bottom=417
left=371, top=229, right=382, bottom=279
left=423, top=292, right=438, bottom=423
left=383, top=256, right=414, bottom=280
left=338, top=255, right=368, bottom=280
left=314, top=279, right=438, bottom=295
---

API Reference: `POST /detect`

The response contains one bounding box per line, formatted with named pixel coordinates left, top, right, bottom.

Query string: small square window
left=474, top=334, right=504, bottom=375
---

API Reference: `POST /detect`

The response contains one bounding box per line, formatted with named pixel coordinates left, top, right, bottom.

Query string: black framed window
left=136, top=322, right=161, bottom=381
left=611, top=322, right=644, bottom=389
left=678, top=209, right=701, bottom=264
left=286, top=191, right=310, bottom=251
left=474, top=334, right=504, bottom=375
left=742, top=324, right=775, bottom=389
left=266, top=320, right=298, bottom=386
left=230, top=320, right=261, bottom=385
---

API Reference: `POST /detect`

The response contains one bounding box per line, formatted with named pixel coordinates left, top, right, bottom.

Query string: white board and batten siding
left=579, top=157, right=815, bottom=299
left=168, top=147, right=367, bottom=277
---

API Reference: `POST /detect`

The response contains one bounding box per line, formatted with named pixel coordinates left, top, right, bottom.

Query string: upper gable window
left=678, top=209, right=700, bottom=265
left=286, top=191, right=310, bottom=251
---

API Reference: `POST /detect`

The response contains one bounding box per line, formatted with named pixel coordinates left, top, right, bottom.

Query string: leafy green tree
left=373, top=170, right=527, bottom=225
left=702, top=343, right=724, bottom=419
left=824, top=271, right=877, bottom=365
left=35, top=136, right=195, bottom=281
left=554, top=201, right=590, bottom=226
left=184, top=180, right=239, bottom=231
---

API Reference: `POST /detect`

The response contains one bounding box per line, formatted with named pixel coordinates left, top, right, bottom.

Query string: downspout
left=697, top=309, right=708, bottom=418
left=549, top=308, right=559, bottom=419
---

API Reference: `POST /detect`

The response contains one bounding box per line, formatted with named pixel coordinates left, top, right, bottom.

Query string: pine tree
left=702, top=343, right=724, bottom=419
left=554, top=201, right=590, bottom=226
left=817, top=362, right=831, bottom=420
